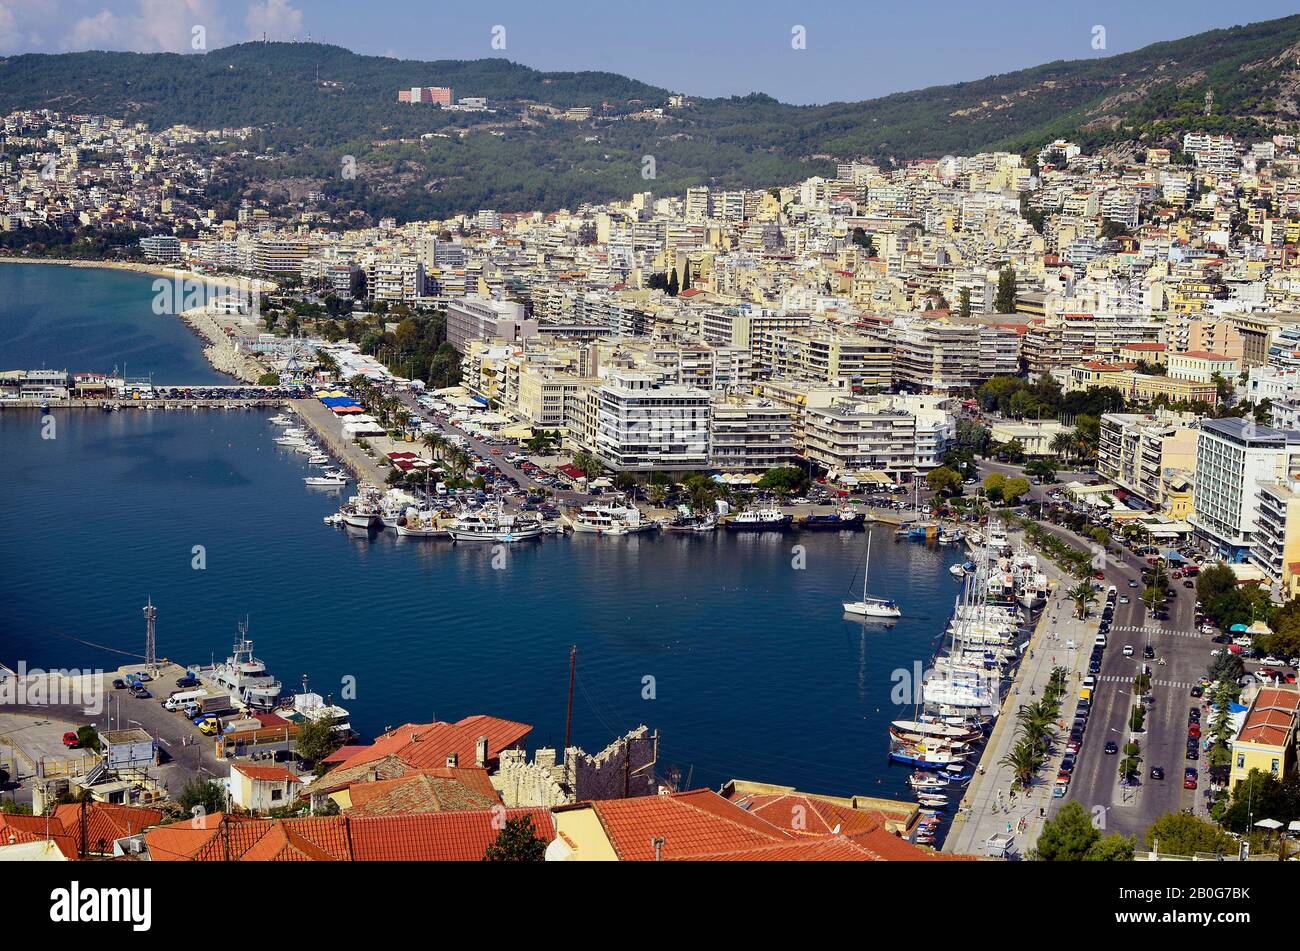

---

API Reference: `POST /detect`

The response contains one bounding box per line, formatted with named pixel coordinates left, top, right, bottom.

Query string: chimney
left=446, top=752, right=458, bottom=768
left=475, top=735, right=488, bottom=767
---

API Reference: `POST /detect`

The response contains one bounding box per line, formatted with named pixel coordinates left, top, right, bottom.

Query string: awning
left=1163, top=550, right=1185, bottom=562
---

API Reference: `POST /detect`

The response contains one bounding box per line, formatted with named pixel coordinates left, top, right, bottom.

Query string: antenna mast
left=143, top=598, right=157, bottom=675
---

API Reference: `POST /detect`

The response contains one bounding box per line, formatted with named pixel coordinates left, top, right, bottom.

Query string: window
left=271, top=788, right=283, bottom=801
left=1237, top=753, right=1245, bottom=768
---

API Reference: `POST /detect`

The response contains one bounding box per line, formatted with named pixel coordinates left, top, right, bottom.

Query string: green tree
left=483, top=814, right=548, bottom=861
left=755, top=466, right=807, bottom=494
left=1001, top=476, right=1031, bottom=503
left=1144, top=812, right=1236, bottom=856
left=1068, top=581, right=1097, bottom=620
left=1031, top=801, right=1099, bottom=860
left=295, top=715, right=342, bottom=771
left=994, top=266, right=1018, bottom=313
left=177, top=778, right=226, bottom=816
left=1083, top=834, right=1136, bottom=861
left=75, top=725, right=100, bottom=751
left=926, top=466, right=962, bottom=495
left=958, top=287, right=972, bottom=319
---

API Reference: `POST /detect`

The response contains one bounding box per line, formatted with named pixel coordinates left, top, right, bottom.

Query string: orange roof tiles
left=50, top=802, right=166, bottom=855
left=331, top=715, right=532, bottom=774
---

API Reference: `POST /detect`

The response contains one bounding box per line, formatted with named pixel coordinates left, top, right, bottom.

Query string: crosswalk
left=1095, top=674, right=1196, bottom=689
left=1110, top=624, right=1202, bottom=639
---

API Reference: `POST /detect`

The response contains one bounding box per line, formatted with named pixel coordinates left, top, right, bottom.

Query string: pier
left=941, top=529, right=1096, bottom=858
left=289, top=397, right=390, bottom=485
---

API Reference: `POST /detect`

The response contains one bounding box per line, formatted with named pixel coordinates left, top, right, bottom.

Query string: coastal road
left=1032, top=518, right=1210, bottom=840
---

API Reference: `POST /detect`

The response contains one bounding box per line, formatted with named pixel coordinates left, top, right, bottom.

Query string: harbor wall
left=290, top=398, right=389, bottom=485
left=179, top=307, right=269, bottom=383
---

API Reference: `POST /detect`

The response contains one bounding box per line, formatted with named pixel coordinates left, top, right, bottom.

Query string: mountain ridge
left=3, top=16, right=1300, bottom=220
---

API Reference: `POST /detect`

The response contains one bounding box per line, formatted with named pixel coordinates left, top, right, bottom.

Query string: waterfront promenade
left=943, top=531, right=1097, bottom=858
left=290, top=398, right=390, bottom=485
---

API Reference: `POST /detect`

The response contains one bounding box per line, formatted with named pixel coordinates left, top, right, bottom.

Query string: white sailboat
left=843, top=533, right=902, bottom=618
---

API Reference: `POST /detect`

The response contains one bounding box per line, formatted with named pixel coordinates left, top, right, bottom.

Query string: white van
left=164, top=689, right=208, bottom=711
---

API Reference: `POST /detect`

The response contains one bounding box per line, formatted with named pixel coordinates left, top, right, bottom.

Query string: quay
left=942, top=527, right=1096, bottom=858
left=290, top=397, right=390, bottom=486
left=0, top=396, right=287, bottom=411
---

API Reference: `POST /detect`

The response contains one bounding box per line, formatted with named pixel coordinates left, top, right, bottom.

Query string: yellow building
left=1229, top=688, right=1300, bottom=790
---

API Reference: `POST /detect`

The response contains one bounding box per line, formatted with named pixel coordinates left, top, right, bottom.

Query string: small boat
left=267, top=414, right=293, bottom=426
left=801, top=508, right=864, bottom=530
left=843, top=534, right=902, bottom=618
left=949, top=561, right=976, bottom=578
left=447, top=507, right=543, bottom=542
left=907, top=772, right=950, bottom=790
left=395, top=511, right=446, bottom=538
left=663, top=511, right=718, bottom=533
left=724, top=508, right=792, bottom=531
left=304, top=472, right=347, bottom=487
left=308, top=453, right=330, bottom=465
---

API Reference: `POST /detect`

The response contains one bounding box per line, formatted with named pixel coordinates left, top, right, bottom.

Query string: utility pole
left=563, top=645, right=577, bottom=753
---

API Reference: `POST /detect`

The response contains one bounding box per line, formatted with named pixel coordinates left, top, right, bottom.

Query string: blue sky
left=1, top=0, right=1297, bottom=104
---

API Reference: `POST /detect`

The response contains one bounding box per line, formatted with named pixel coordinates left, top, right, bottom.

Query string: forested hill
left=3, top=15, right=1300, bottom=220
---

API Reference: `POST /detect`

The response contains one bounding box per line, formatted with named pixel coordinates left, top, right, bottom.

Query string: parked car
left=111, top=678, right=127, bottom=690
left=61, top=731, right=81, bottom=749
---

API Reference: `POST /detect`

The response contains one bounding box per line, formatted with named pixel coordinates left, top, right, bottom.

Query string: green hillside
left=3, top=15, right=1299, bottom=220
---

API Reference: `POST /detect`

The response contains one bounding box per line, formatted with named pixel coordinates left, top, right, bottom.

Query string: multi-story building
left=592, top=369, right=711, bottom=471
left=708, top=397, right=795, bottom=471
left=446, top=295, right=537, bottom=352
left=802, top=396, right=953, bottom=480
left=1166, top=350, right=1238, bottom=383
left=1191, top=417, right=1300, bottom=560
left=1249, top=480, right=1300, bottom=597
left=1097, top=412, right=1199, bottom=508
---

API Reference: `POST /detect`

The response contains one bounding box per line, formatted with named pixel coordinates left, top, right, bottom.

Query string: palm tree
left=1068, top=581, right=1096, bottom=620
left=1049, top=430, right=1075, bottom=461
left=1000, top=738, right=1039, bottom=790
left=421, top=431, right=444, bottom=463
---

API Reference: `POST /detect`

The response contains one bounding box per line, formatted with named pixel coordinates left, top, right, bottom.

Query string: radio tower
left=143, top=598, right=157, bottom=675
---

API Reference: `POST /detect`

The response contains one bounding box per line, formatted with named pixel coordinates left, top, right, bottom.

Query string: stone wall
left=492, top=725, right=659, bottom=807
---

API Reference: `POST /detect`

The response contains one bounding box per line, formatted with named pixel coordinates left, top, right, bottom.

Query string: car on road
left=1119, top=595, right=1130, bottom=604
left=1123, top=645, right=1134, bottom=657
left=1104, top=741, right=1119, bottom=755
left=1188, top=723, right=1201, bottom=738
left=1143, top=645, right=1155, bottom=659
left=1261, top=656, right=1286, bottom=668
left=1150, top=766, right=1165, bottom=780
left=111, top=678, right=127, bottom=689
left=197, top=716, right=222, bottom=736
left=176, top=673, right=200, bottom=688
left=61, top=731, right=81, bottom=749
left=1190, top=685, right=1204, bottom=698
left=1183, top=579, right=1195, bottom=588
left=129, top=684, right=151, bottom=699
left=1128, top=579, right=1138, bottom=588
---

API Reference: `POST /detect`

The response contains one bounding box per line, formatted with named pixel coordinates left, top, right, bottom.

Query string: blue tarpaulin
left=1230, top=623, right=1249, bottom=632
left=1163, top=550, right=1185, bottom=562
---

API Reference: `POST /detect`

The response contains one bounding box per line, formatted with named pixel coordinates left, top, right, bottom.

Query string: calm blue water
left=0, top=263, right=231, bottom=384
left=0, top=266, right=969, bottom=800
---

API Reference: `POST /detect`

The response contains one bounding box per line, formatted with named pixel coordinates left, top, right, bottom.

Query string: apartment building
left=768, top=327, right=892, bottom=390
left=708, top=397, right=796, bottom=471
left=1249, top=480, right=1300, bottom=597
left=892, top=322, right=1017, bottom=392
left=802, top=396, right=953, bottom=480
left=1097, top=412, right=1199, bottom=509
left=592, top=369, right=711, bottom=471
left=366, top=260, right=426, bottom=303
left=1191, top=417, right=1300, bottom=561
left=253, top=236, right=310, bottom=273
left=446, top=295, right=537, bottom=352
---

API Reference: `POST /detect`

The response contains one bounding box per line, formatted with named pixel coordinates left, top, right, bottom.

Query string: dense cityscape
left=0, top=2, right=1297, bottom=932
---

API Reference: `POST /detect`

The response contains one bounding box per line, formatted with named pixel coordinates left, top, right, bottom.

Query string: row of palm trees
left=1000, top=667, right=1070, bottom=790
left=418, top=431, right=472, bottom=480
left=348, top=374, right=406, bottom=431
left=1049, top=428, right=1096, bottom=463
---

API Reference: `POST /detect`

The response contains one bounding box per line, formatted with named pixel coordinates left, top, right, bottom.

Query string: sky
left=1, top=0, right=1297, bottom=105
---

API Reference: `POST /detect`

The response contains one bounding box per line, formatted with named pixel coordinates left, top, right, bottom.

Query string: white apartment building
left=593, top=369, right=711, bottom=471
left=802, top=396, right=953, bottom=480
left=1191, top=417, right=1300, bottom=561
left=1097, top=412, right=1199, bottom=508
left=446, top=295, right=536, bottom=352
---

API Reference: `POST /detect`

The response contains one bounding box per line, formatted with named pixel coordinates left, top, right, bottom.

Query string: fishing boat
left=890, top=718, right=982, bottom=746
left=801, top=508, right=864, bottom=530
left=395, top=510, right=446, bottom=538
left=949, top=560, right=976, bottom=578
left=843, top=533, right=902, bottom=618
left=724, top=508, right=792, bottom=531
left=663, top=510, right=718, bottom=533
left=571, top=503, right=651, bottom=535
left=887, top=739, right=968, bottom=770
left=907, top=772, right=950, bottom=790
left=447, top=507, right=543, bottom=542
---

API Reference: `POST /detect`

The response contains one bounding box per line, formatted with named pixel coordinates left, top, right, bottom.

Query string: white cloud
left=245, top=0, right=302, bottom=42
left=65, top=1, right=230, bottom=53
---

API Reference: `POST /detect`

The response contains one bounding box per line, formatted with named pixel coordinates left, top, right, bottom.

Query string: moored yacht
left=447, top=507, right=542, bottom=542
left=725, top=508, right=792, bottom=531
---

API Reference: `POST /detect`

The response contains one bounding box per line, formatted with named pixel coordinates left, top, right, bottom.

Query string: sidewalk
left=942, top=532, right=1097, bottom=857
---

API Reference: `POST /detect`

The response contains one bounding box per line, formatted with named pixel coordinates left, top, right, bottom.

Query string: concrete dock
left=290, top=398, right=391, bottom=486
left=941, top=529, right=1096, bottom=858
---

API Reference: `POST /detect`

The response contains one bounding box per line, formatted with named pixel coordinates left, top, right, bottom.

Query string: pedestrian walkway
left=942, top=532, right=1097, bottom=858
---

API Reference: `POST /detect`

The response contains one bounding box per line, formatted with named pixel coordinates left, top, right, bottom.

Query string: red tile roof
left=232, top=763, right=301, bottom=783
left=331, top=715, right=531, bottom=773
left=50, top=802, right=166, bottom=855
left=143, top=808, right=554, bottom=861
left=0, top=813, right=78, bottom=858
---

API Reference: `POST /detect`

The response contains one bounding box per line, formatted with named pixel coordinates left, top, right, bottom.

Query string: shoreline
left=0, top=256, right=278, bottom=292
